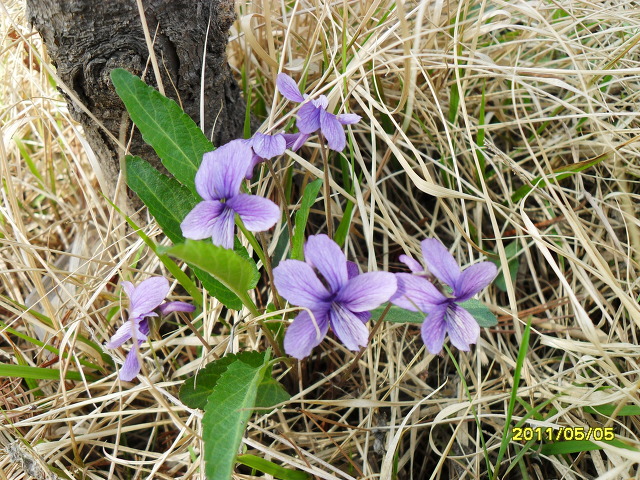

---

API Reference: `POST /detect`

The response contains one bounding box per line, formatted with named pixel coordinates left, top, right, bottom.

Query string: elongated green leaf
left=539, top=438, right=637, bottom=455
left=458, top=299, right=498, bottom=327
left=126, top=156, right=243, bottom=309
left=126, top=156, right=198, bottom=242
left=373, top=304, right=425, bottom=324
left=0, top=364, right=90, bottom=381
left=492, top=241, right=521, bottom=292
left=180, top=355, right=239, bottom=409
left=165, top=240, right=260, bottom=296
left=374, top=301, right=497, bottom=327
left=584, top=404, right=640, bottom=416
left=202, top=351, right=270, bottom=480
left=291, top=179, right=323, bottom=260
left=236, top=455, right=310, bottom=480
left=254, top=378, right=291, bottom=409
left=181, top=353, right=289, bottom=410
left=111, top=68, right=214, bottom=192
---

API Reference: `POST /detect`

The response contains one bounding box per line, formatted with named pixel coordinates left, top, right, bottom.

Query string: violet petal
left=195, top=140, right=252, bottom=201
left=421, top=238, right=461, bottom=287
left=399, top=254, right=424, bottom=273
left=129, top=277, right=170, bottom=320
left=320, top=109, right=346, bottom=151
left=180, top=200, right=225, bottom=240
left=120, top=348, right=141, bottom=382
left=276, top=73, right=305, bottom=102
left=453, top=262, right=498, bottom=302
left=304, top=234, right=348, bottom=293
left=296, top=102, right=322, bottom=134
left=346, top=261, right=359, bottom=280
left=105, top=321, right=134, bottom=349
left=420, top=304, right=448, bottom=354
left=227, top=193, right=280, bottom=233
left=337, top=113, right=361, bottom=125
left=252, top=132, right=287, bottom=159
left=209, top=206, right=236, bottom=249
left=273, top=259, right=331, bottom=309
left=390, top=273, right=447, bottom=312
left=312, top=95, right=329, bottom=109
left=445, top=304, right=480, bottom=351
left=122, top=281, right=135, bottom=299
left=158, top=301, right=196, bottom=315
left=283, top=310, right=330, bottom=359
left=354, top=311, right=371, bottom=323
left=329, top=303, right=369, bottom=351
left=245, top=152, right=263, bottom=180
left=336, top=272, right=397, bottom=312
left=283, top=132, right=310, bottom=151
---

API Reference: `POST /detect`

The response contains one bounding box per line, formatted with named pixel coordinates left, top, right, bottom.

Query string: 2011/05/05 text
left=512, top=427, right=615, bottom=442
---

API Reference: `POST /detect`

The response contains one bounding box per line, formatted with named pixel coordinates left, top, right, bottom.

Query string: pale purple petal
left=283, top=310, right=330, bottom=359
left=209, top=206, right=236, bottom=249
left=399, top=254, right=424, bottom=273
left=337, top=113, right=361, bottom=125
left=252, top=132, right=287, bottom=159
left=453, top=262, right=498, bottom=302
left=329, top=304, right=369, bottom=351
left=445, top=304, right=480, bottom=351
left=105, top=321, right=134, bottom=349
left=120, top=348, right=141, bottom=382
left=354, top=311, right=371, bottom=323
left=390, top=273, right=446, bottom=312
left=283, top=132, right=310, bottom=151
left=420, top=304, right=448, bottom=354
left=122, top=281, right=135, bottom=299
left=245, top=152, right=263, bottom=180
left=129, top=277, right=170, bottom=320
left=274, top=259, right=331, bottom=309
left=195, top=140, right=252, bottom=201
left=158, top=301, right=196, bottom=315
left=180, top=200, right=225, bottom=240
left=421, top=238, right=460, bottom=287
left=296, top=102, right=322, bottom=134
left=277, top=73, right=305, bottom=102
left=138, top=318, right=150, bottom=340
left=336, top=272, right=397, bottom=312
left=304, top=234, right=348, bottom=293
left=320, top=109, right=346, bottom=151
left=312, top=96, right=329, bottom=109
left=227, top=193, right=280, bottom=233
left=346, top=261, right=359, bottom=280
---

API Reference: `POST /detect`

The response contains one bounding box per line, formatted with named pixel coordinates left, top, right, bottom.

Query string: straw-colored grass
left=2, top=0, right=640, bottom=478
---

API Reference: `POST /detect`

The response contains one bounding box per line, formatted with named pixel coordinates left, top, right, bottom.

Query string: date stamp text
left=512, top=426, right=615, bottom=442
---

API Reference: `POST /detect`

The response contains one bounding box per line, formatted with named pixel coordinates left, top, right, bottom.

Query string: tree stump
left=27, top=0, right=246, bottom=204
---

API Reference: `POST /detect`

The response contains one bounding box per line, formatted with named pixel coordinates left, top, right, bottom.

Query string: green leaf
left=373, top=304, right=425, bottom=324
left=539, top=438, right=638, bottom=455
left=126, top=156, right=243, bottom=309
left=584, top=404, right=640, bottom=417
left=374, top=301, right=497, bottom=328
left=181, top=353, right=289, bottom=411
left=179, top=355, right=238, bottom=409
left=202, top=351, right=270, bottom=480
left=111, top=68, right=214, bottom=193
left=291, top=179, right=323, bottom=260
left=492, top=241, right=521, bottom=292
left=126, top=156, right=199, bottom=243
left=458, top=299, right=498, bottom=327
left=236, top=454, right=311, bottom=480
left=0, top=364, right=90, bottom=382
left=165, top=240, right=259, bottom=298
left=254, top=378, right=291, bottom=409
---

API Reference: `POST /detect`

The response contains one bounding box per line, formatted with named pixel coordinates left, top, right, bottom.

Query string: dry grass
left=2, top=0, right=640, bottom=478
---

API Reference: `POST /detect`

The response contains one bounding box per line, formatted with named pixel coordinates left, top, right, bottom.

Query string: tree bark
left=26, top=0, right=246, bottom=203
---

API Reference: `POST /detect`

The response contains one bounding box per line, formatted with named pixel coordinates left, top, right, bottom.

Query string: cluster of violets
left=105, top=74, right=498, bottom=380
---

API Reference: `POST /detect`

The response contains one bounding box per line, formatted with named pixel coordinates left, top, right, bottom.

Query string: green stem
left=235, top=216, right=269, bottom=271
left=104, top=195, right=203, bottom=306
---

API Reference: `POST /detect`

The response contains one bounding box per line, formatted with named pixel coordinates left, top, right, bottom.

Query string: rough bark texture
left=27, top=0, right=246, bottom=202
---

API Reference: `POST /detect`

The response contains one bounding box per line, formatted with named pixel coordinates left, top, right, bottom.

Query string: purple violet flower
left=391, top=239, right=498, bottom=354
left=242, top=131, right=309, bottom=179
left=105, top=277, right=195, bottom=381
left=180, top=140, right=281, bottom=249
left=273, top=234, right=397, bottom=359
left=276, top=73, right=361, bottom=152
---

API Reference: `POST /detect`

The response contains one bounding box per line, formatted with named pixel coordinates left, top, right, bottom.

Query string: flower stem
left=318, top=134, right=333, bottom=238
